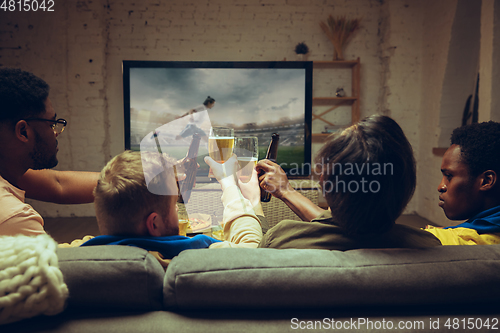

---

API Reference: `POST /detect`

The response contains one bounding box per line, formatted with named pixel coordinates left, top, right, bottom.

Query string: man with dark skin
left=425, top=121, right=500, bottom=245
left=0, top=67, right=98, bottom=236
left=0, top=68, right=195, bottom=237
left=437, top=145, right=498, bottom=221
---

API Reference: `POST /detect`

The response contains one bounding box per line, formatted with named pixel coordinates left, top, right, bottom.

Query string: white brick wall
left=0, top=0, right=470, bottom=221
left=417, top=0, right=457, bottom=226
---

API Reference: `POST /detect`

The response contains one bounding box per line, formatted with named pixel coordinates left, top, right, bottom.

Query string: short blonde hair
left=93, top=150, right=178, bottom=235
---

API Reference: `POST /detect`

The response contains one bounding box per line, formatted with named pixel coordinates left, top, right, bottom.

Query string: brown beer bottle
left=260, top=133, right=279, bottom=202
left=177, top=133, right=202, bottom=203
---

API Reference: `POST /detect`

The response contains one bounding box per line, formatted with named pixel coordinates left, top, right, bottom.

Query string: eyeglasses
left=24, top=118, right=67, bottom=135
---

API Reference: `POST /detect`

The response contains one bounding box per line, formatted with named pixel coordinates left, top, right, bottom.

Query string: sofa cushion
left=164, top=245, right=500, bottom=309
left=57, top=245, right=165, bottom=311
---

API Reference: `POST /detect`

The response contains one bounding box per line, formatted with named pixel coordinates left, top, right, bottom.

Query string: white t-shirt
left=189, top=105, right=208, bottom=125
left=0, top=174, right=45, bottom=236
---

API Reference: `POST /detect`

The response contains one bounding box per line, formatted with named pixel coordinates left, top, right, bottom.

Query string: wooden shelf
left=312, top=58, right=360, bottom=142
left=313, top=97, right=357, bottom=106
left=313, top=60, right=360, bottom=68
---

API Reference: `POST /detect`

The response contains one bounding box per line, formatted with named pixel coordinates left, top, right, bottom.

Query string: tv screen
left=123, top=61, right=313, bottom=179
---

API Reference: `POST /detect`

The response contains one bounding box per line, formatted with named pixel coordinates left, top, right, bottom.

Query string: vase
left=296, top=53, right=309, bottom=61
left=333, top=47, right=344, bottom=61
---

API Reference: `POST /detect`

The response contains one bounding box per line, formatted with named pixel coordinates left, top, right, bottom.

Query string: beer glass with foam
left=234, top=136, right=258, bottom=183
left=208, top=127, right=234, bottom=178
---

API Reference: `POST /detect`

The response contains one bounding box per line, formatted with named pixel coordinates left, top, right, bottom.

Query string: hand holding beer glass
left=234, top=136, right=258, bottom=183
left=208, top=127, right=234, bottom=178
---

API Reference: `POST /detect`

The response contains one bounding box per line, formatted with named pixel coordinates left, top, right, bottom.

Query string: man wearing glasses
left=0, top=67, right=98, bottom=236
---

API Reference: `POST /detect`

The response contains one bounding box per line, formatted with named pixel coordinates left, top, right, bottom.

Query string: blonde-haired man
left=81, top=150, right=263, bottom=260
left=93, top=151, right=181, bottom=237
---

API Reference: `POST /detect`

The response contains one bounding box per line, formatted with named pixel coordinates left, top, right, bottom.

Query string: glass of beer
left=234, top=136, right=258, bottom=183
left=208, top=127, right=234, bottom=178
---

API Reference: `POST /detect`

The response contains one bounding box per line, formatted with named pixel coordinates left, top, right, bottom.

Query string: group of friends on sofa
left=1, top=67, right=500, bottom=266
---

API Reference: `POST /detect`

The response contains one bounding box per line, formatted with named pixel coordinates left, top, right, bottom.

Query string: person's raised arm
left=238, top=168, right=264, bottom=216
left=18, top=169, right=99, bottom=204
left=177, top=108, right=196, bottom=119
left=203, top=154, right=239, bottom=191
left=204, top=155, right=262, bottom=248
left=256, top=159, right=325, bottom=222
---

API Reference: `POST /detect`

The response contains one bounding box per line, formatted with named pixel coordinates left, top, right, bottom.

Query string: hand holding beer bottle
left=176, top=133, right=202, bottom=203
left=258, top=133, right=279, bottom=202
left=256, top=158, right=293, bottom=201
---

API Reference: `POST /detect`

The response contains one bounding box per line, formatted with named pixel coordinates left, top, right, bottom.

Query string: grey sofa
left=5, top=244, right=500, bottom=333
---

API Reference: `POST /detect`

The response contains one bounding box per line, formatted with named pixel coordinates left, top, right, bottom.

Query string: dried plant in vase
left=320, top=15, right=361, bottom=60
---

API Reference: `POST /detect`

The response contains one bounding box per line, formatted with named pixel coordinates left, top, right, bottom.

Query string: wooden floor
left=43, top=214, right=432, bottom=244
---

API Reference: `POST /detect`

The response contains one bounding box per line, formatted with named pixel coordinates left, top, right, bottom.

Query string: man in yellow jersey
left=425, top=121, right=500, bottom=245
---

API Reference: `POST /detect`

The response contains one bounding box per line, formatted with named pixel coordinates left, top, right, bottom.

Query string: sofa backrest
left=57, top=245, right=165, bottom=311
left=164, top=245, right=500, bottom=310
left=57, top=244, right=500, bottom=311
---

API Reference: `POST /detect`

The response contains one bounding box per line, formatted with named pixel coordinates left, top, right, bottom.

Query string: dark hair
left=203, top=96, right=215, bottom=106
left=315, top=115, right=416, bottom=234
left=0, top=67, right=50, bottom=123
left=451, top=121, right=500, bottom=177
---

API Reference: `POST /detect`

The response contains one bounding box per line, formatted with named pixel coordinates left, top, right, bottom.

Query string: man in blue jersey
left=81, top=150, right=220, bottom=258
left=82, top=150, right=263, bottom=264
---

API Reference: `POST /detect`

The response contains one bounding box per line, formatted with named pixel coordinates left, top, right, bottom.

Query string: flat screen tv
left=123, top=61, right=313, bottom=179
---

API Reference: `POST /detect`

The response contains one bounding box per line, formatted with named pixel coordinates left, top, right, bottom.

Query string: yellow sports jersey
left=424, top=226, right=500, bottom=245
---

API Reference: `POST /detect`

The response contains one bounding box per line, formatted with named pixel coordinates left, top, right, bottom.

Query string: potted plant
left=294, top=42, right=309, bottom=61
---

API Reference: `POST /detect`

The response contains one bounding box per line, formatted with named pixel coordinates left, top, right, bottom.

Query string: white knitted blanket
left=0, top=234, right=69, bottom=325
